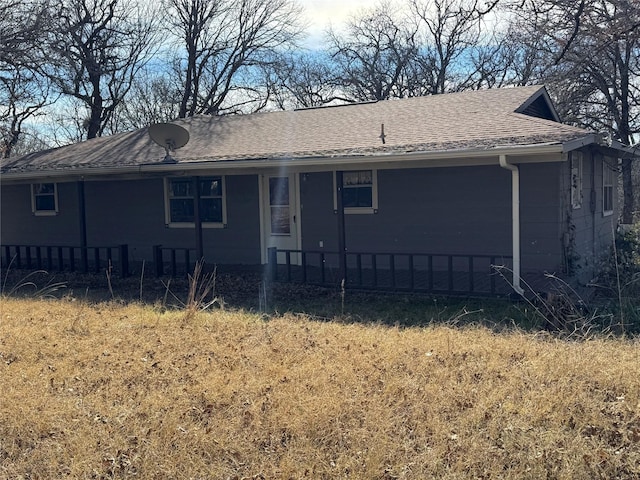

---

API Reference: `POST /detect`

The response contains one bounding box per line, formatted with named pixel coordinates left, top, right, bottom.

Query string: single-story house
left=1, top=85, right=635, bottom=295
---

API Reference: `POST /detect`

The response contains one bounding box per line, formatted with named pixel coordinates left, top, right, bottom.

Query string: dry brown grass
left=1, top=297, right=639, bottom=479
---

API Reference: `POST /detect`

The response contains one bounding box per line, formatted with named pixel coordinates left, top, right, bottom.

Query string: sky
left=299, top=0, right=377, bottom=44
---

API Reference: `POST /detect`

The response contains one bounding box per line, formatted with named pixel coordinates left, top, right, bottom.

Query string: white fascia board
left=0, top=143, right=567, bottom=183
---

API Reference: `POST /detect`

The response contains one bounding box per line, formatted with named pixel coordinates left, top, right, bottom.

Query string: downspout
left=499, top=155, right=525, bottom=296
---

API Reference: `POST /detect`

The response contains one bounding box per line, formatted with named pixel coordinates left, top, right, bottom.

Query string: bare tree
left=110, top=68, right=181, bottom=131
left=328, top=2, right=418, bottom=101
left=409, top=0, right=500, bottom=94
left=0, top=0, right=54, bottom=157
left=45, top=0, right=160, bottom=139
left=511, top=0, right=640, bottom=223
left=165, top=0, right=303, bottom=117
left=267, top=51, right=345, bottom=109
left=0, top=70, right=54, bottom=158
left=0, top=0, right=51, bottom=69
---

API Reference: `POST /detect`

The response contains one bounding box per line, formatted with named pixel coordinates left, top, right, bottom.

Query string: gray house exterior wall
left=1, top=182, right=81, bottom=245
left=300, top=164, right=565, bottom=274
left=560, top=149, right=618, bottom=282
left=0, top=175, right=262, bottom=268
left=301, top=166, right=511, bottom=254
left=0, top=156, right=617, bottom=282
left=520, top=162, right=564, bottom=274
left=82, top=175, right=262, bottom=266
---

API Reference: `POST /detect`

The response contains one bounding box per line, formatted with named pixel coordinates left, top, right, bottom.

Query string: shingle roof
left=1, top=85, right=593, bottom=175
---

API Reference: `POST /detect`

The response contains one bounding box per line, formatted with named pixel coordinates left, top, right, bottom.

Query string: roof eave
left=0, top=142, right=572, bottom=181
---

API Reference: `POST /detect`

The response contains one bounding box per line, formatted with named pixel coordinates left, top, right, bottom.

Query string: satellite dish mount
left=148, top=123, right=190, bottom=163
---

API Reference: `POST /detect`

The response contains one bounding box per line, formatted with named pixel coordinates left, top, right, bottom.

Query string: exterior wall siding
left=301, top=166, right=511, bottom=254
left=300, top=164, right=566, bottom=273
left=2, top=157, right=612, bottom=281
left=84, top=175, right=261, bottom=266
left=519, top=162, right=564, bottom=273
left=347, top=167, right=512, bottom=255
left=0, top=182, right=81, bottom=245
left=1, top=175, right=262, bottom=268
left=562, top=149, right=618, bottom=282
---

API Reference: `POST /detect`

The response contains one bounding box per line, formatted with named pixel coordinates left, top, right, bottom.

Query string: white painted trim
left=259, top=173, right=301, bottom=265
left=499, top=155, right=524, bottom=296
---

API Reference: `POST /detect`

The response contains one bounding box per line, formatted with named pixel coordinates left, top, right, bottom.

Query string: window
left=570, top=152, right=583, bottom=209
left=31, top=183, right=58, bottom=215
left=333, top=170, right=378, bottom=214
left=165, top=176, right=226, bottom=227
left=603, top=162, right=615, bottom=216
left=269, top=177, right=290, bottom=235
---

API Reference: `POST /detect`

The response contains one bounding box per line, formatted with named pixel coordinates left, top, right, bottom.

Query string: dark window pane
left=170, top=199, right=194, bottom=222
left=357, top=187, right=372, bottom=207
left=343, top=186, right=372, bottom=208
left=35, top=183, right=55, bottom=195
left=269, top=177, right=289, bottom=206
left=271, top=206, right=290, bottom=234
left=200, top=198, right=223, bottom=223
left=342, top=187, right=358, bottom=208
left=200, top=177, right=222, bottom=196
left=170, top=180, right=192, bottom=197
left=604, top=186, right=613, bottom=212
left=35, top=195, right=55, bottom=211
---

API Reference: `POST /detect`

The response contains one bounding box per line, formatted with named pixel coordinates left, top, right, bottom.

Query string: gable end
left=515, top=88, right=561, bottom=122
left=518, top=95, right=558, bottom=121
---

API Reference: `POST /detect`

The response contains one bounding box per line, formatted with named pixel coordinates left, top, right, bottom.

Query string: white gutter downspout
left=499, top=154, right=525, bottom=296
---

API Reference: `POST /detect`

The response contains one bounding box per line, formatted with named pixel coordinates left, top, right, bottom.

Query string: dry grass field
left=1, top=297, right=639, bottom=479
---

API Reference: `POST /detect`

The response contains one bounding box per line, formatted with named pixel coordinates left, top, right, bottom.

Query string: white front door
left=261, top=173, right=301, bottom=264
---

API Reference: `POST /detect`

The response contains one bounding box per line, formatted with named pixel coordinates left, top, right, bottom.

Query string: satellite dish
left=148, top=123, right=190, bottom=163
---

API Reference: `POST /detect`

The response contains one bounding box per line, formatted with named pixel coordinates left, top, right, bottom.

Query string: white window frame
left=31, top=182, right=58, bottom=216
left=332, top=169, right=378, bottom=214
left=602, top=162, right=615, bottom=217
left=164, top=176, right=227, bottom=228
left=570, top=152, right=583, bottom=209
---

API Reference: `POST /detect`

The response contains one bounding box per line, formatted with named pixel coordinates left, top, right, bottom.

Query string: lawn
left=1, top=296, right=639, bottom=479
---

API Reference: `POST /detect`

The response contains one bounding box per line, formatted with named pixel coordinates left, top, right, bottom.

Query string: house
left=0, top=86, right=634, bottom=295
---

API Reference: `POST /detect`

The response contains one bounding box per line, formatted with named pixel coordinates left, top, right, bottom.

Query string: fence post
left=81, top=247, right=89, bottom=273
left=119, top=244, right=129, bottom=278
left=267, top=247, right=278, bottom=282
left=153, top=245, right=163, bottom=277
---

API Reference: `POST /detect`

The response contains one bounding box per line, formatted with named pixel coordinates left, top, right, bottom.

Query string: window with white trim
left=603, top=162, right=615, bottom=216
left=164, top=176, right=226, bottom=227
left=570, top=152, right=583, bottom=209
left=333, top=170, right=378, bottom=214
left=31, top=183, right=58, bottom=215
